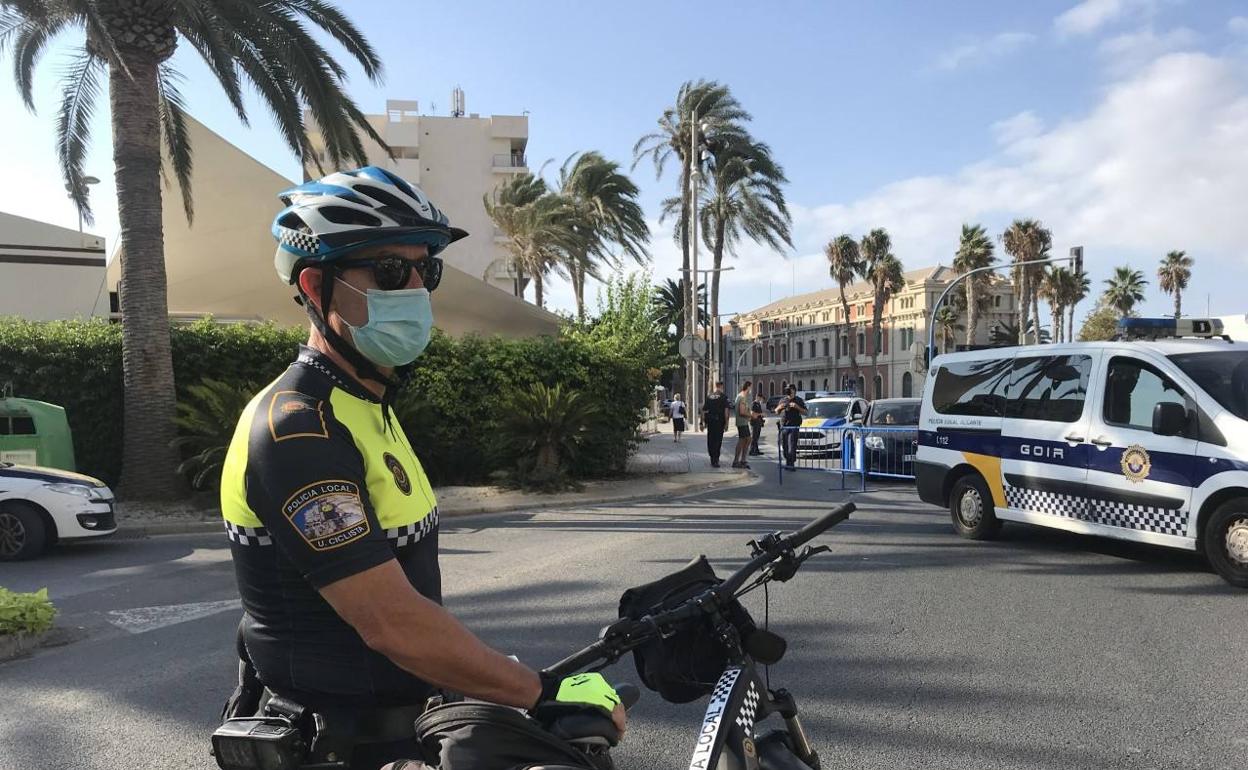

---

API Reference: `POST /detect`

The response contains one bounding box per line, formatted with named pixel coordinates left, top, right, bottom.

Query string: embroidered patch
left=283, top=480, right=370, bottom=551
left=269, top=391, right=328, bottom=442
left=384, top=452, right=412, bottom=495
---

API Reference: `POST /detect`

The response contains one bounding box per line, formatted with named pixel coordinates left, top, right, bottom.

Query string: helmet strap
left=302, top=267, right=400, bottom=397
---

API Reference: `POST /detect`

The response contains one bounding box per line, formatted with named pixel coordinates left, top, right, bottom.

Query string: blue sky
left=4, top=0, right=1248, bottom=324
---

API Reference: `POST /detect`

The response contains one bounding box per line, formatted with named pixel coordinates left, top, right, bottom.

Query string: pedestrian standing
left=749, top=392, right=765, bottom=456
left=774, top=385, right=807, bottom=470
left=731, top=381, right=754, bottom=469
left=670, top=393, right=686, bottom=442
left=701, top=382, right=731, bottom=467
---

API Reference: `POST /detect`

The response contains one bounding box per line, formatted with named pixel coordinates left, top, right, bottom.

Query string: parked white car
left=0, top=462, right=116, bottom=560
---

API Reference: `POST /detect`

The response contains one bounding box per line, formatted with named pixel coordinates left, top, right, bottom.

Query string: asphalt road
left=1, top=466, right=1244, bottom=770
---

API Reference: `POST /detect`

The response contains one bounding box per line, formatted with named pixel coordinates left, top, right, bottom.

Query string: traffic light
left=1070, top=246, right=1083, bottom=275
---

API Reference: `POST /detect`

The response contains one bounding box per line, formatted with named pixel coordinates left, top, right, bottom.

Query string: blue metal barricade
left=776, top=424, right=916, bottom=488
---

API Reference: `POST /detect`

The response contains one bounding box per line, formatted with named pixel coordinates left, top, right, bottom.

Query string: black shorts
left=673, top=418, right=686, bottom=432
left=737, top=425, right=751, bottom=438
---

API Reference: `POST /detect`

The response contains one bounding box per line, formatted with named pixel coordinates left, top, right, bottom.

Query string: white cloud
left=549, top=51, right=1248, bottom=322
left=1098, top=26, right=1198, bottom=74
left=1055, top=0, right=1133, bottom=36
left=1230, top=17, right=1248, bottom=36
left=936, top=32, right=1035, bottom=71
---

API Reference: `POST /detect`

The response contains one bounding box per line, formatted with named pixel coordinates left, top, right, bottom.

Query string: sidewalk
left=112, top=428, right=765, bottom=537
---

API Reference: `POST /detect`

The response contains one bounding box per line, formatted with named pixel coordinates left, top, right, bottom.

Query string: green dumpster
left=0, top=397, right=76, bottom=471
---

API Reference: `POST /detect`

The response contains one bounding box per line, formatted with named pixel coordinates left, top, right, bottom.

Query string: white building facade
left=0, top=211, right=108, bottom=321
left=303, top=98, right=529, bottom=294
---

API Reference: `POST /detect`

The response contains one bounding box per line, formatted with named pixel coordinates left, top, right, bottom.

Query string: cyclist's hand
left=532, top=672, right=626, bottom=742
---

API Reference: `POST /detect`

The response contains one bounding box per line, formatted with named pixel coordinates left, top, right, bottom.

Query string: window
left=875, top=330, right=883, bottom=355
left=857, top=332, right=865, bottom=354
left=1104, top=357, right=1187, bottom=432
left=822, top=338, right=829, bottom=357
left=0, top=416, right=36, bottom=435
left=1169, top=350, right=1248, bottom=421
left=1005, top=355, right=1093, bottom=422
left=902, top=371, right=913, bottom=398
left=839, top=336, right=847, bottom=358
left=874, top=374, right=884, bottom=399
left=808, top=340, right=815, bottom=358
left=769, top=346, right=775, bottom=365
left=781, top=344, right=788, bottom=362
left=769, top=381, right=776, bottom=396
left=857, top=375, right=866, bottom=396
left=823, top=378, right=830, bottom=390
left=994, top=295, right=1002, bottom=308
left=797, top=342, right=803, bottom=360
left=932, top=358, right=1013, bottom=416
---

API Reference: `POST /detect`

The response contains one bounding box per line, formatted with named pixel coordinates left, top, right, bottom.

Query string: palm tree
left=990, top=320, right=1050, bottom=346
left=1067, top=268, right=1091, bottom=343
left=485, top=173, right=547, bottom=297
left=1040, top=266, right=1072, bottom=343
left=634, top=80, right=750, bottom=385
left=860, top=229, right=903, bottom=398
left=1157, top=250, right=1193, bottom=319
left=1103, top=266, right=1148, bottom=319
left=952, top=224, right=996, bottom=345
left=824, top=234, right=864, bottom=384
left=555, top=151, right=649, bottom=321
left=652, top=277, right=708, bottom=339
left=1, top=1, right=385, bottom=499
left=934, top=306, right=963, bottom=354
left=1001, top=220, right=1052, bottom=345
left=698, top=137, right=792, bottom=354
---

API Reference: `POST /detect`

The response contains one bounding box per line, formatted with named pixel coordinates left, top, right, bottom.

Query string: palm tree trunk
left=711, top=218, right=726, bottom=384
left=965, top=279, right=977, bottom=346
left=534, top=272, right=544, bottom=308
left=871, top=298, right=883, bottom=398
left=572, top=262, right=585, bottom=322
left=1032, top=288, right=1042, bottom=345
left=679, top=162, right=692, bottom=396
left=840, top=288, right=858, bottom=386
left=1017, top=268, right=1029, bottom=345
left=1068, top=304, right=1076, bottom=343
left=111, top=56, right=181, bottom=500
left=1174, top=291, right=1181, bottom=320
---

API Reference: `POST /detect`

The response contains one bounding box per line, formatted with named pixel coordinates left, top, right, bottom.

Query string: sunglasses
left=337, top=255, right=443, bottom=292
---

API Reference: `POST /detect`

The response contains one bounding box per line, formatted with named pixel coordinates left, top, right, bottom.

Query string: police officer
left=219, top=167, right=623, bottom=769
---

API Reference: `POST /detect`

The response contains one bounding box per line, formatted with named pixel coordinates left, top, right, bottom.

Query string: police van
left=915, top=318, right=1248, bottom=587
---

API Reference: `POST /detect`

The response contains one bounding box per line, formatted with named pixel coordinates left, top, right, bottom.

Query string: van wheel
left=949, top=475, right=1000, bottom=540
left=0, top=502, right=48, bottom=561
left=1204, top=500, right=1248, bottom=588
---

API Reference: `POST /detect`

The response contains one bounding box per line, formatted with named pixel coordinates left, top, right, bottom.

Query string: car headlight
left=865, top=436, right=885, bottom=450
left=45, top=482, right=105, bottom=500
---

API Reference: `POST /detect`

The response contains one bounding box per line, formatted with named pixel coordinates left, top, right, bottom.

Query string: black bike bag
left=414, top=702, right=612, bottom=770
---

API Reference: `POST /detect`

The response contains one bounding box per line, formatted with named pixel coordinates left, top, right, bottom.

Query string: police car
left=796, top=394, right=868, bottom=457
left=0, top=462, right=116, bottom=560
left=915, top=318, right=1248, bottom=587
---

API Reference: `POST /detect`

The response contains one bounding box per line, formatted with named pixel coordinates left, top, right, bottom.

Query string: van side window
left=1005, top=355, right=1092, bottom=422
left=931, top=359, right=1012, bottom=416
left=1104, top=357, right=1187, bottom=433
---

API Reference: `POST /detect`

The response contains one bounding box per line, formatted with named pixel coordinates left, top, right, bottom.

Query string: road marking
left=106, top=599, right=241, bottom=635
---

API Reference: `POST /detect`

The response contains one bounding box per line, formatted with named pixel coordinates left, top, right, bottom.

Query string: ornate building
left=720, top=265, right=1017, bottom=400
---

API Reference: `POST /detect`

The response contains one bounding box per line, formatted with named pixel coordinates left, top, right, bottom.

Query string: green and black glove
left=531, top=672, right=622, bottom=745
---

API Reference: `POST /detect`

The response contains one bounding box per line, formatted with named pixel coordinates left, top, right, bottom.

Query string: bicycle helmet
left=272, top=166, right=468, bottom=284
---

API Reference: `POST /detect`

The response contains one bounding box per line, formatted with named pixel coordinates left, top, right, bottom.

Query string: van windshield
left=1168, top=351, right=1248, bottom=420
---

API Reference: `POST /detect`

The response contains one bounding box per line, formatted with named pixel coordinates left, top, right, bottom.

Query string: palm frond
left=54, top=47, right=102, bottom=227
left=274, top=0, right=383, bottom=82
left=11, top=12, right=62, bottom=109
left=157, top=64, right=194, bottom=223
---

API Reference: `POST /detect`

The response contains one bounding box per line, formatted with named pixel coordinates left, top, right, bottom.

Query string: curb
left=0, top=629, right=52, bottom=663
left=113, top=471, right=761, bottom=538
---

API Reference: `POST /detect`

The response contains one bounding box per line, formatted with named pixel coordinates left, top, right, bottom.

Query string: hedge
left=0, top=318, right=649, bottom=488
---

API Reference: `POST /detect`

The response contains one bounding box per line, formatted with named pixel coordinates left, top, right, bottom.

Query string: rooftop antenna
left=451, top=86, right=465, bottom=118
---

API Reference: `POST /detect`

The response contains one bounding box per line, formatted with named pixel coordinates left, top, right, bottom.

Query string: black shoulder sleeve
left=245, top=389, right=394, bottom=588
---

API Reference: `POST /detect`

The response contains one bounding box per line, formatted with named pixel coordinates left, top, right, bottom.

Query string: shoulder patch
left=283, top=480, right=370, bottom=551
left=268, top=390, right=329, bottom=442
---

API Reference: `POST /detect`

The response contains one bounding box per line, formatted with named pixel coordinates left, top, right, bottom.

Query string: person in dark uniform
left=701, top=381, right=731, bottom=467
left=749, top=393, right=766, bottom=456
left=219, top=167, right=623, bottom=769
left=774, top=385, right=807, bottom=470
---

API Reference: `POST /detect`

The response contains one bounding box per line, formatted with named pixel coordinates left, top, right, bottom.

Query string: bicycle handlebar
left=542, top=503, right=854, bottom=678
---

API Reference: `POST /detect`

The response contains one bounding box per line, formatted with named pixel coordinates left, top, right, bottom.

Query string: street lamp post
left=65, top=176, right=101, bottom=242
left=926, top=247, right=1084, bottom=365
left=694, top=267, right=736, bottom=389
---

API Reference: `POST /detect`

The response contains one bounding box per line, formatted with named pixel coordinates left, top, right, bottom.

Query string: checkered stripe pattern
left=709, top=668, right=741, bottom=705
left=385, top=507, right=439, bottom=547
left=225, top=521, right=273, bottom=546
left=280, top=229, right=320, bottom=255
left=735, top=681, right=760, bottom=730
left=1004, top=486, right=1188, bottom=536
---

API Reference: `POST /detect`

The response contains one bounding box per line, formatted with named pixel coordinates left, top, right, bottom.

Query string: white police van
left=915, top=318, right=1248, bottom=587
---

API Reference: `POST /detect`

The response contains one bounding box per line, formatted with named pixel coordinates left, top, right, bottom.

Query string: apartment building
left=303, top=96, right=529, bottom=294
left=721, top=265, right=1017, bottom=399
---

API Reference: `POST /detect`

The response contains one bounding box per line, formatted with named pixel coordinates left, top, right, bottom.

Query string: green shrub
left=172, top=378, right=262, bottom=490
left=0, top=318, right=650, bottom=489
left=498, top=383, right=601, bottom=490
left=0, top=587, right=56, bottom=636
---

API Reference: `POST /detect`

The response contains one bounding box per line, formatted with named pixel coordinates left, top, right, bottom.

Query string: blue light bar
left=1119, top=317, right=1224, bottom=337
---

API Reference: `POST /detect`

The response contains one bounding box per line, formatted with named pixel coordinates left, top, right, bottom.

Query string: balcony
left=492, top=153, right=528, bottom=172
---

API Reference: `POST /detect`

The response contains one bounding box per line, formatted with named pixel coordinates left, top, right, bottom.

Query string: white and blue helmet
left=272, top=166, right=468, bottom=284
